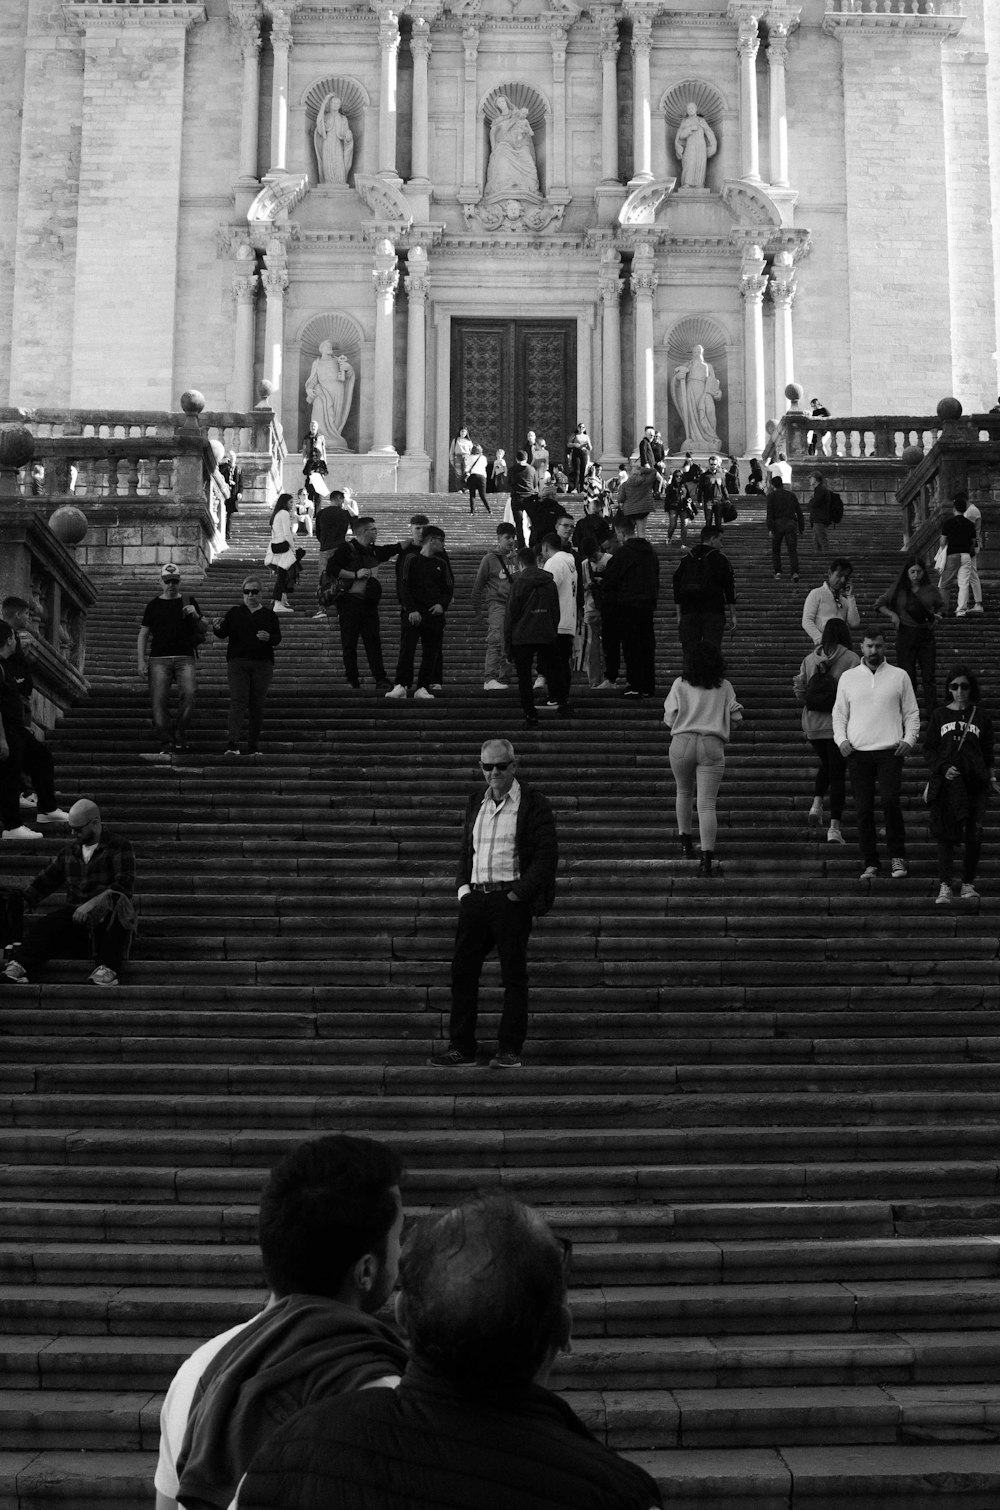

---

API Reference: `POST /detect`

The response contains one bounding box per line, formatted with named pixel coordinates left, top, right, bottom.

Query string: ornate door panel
left=450, top=320, right=576, bottom=487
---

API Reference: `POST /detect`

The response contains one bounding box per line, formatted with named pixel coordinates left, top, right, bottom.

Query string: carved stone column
left=729, top=5, right=761, bottom=183
left=459, top=24, right=479, bottom=201
left=261, top=241, right=288, bottom=400
left=630, top=243, right=658, bottom=444
left=230, top=4, right=261, bottom=184
left=371, top=239, right=399, bottom=455
left=739, top=244, right=768, bottom=454
left=770, top=251, right=797, bottom=412
left=404, top=245, right=429, bottom=459
left=599, top=16, right=619, bottom=183
left=268, top=7, right=292, bottom=174
left=377, top=7, right=400, bottom=179
left=767, top=24, right=789, bottom=188
left=231, top=263, right=259, bottom=411
left=630, top=13, right=654, bottom=185
left=410, top=20, right=432, bottom=184
left=548, top=21, right=569, bottom=198
left=599, top=251, right=624, bottom=463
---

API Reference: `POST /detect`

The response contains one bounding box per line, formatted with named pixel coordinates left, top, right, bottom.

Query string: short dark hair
left=258, top=1134, right=402, bottom=1300
left=944, top=663, right=980, bottom=701
left=862, top=624, right=886, bottom=642
left=539, top=532, right=560, bottom=552
left=329, top=490, right=346, bottom=503
left=615, top=516, right=636, bottom=535
left=700, top=523, right=722, bottom=543
left=354, top=515, right=376, bottom=528
left=409, top=513, right=430, bottom=526
left=2, top=596, right=29, bottom=615
left=399, top=1192, right=567, bottom=1388
left=830, top=557, right=853, bottom=576
left=496, top=523, right=516, bottom=538
left=421, top=525, right=445, bottom=542
left=820, top=617, right=852, bottom=654
left=516, top=449, right=528, bottom=462
left=682, top=640, right=726, bottom=689
left=953, top=496, right=969, bottom=513
left=516, top=547, right=537, bottom=569
left=0, top=622, right=13, bottom=648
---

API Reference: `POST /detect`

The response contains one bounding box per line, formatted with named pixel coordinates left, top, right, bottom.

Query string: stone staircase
left=1, top=493, right=999, bottom=1509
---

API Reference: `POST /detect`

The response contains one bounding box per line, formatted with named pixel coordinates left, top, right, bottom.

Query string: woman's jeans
left=226, top=659, right=274, bottom=749
left=670, top=732, right=726, bottom=852
left=896, top=625, right=936, bottom=714
left=809, top=738, right=848, bottom=820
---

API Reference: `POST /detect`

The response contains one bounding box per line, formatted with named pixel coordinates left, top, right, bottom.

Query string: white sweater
left=663, top=679, right=741, bottom=740
left=832, top=660, right=920, bottom=750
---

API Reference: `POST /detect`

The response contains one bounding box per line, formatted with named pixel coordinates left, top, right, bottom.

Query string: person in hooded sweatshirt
left=793, top=616, right=861, bottom=845
left=599, top=515, right=660, bottom=699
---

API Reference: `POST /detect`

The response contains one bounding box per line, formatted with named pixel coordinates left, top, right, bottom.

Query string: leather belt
left=471, top=881, right=512, bottom=893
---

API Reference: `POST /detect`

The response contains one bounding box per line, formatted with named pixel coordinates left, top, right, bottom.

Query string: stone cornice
left=822, top=4, right=964, bottom=39
left=62, top=0, right=205, bottom=27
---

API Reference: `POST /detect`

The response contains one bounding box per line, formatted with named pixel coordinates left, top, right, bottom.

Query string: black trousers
left=467, top=475, right=490, bottom=511
left=620, top=607, right=656, bottom=695
left=601, top=609, right=623, bottom=683
left=336, top=596, right=387, bottom=685
left=809, top=738, right=848, bottom=819
left=14, top=904, right=129, bottom=975
left=20, top=730, right=57, bottom=812
left=449, top=891, right=533, bottom=1056
left=896, top=625, right=936, bottom=714
left=678, top=611, right=724, bottom=666
left=511, top=645, right=545, bottom=717
left=848, top=748, right=905, bottom=866
left=540, top=633, right=573, bottom=707
left=394, top=615, right=445, bottom=689
left=771, top=523, right=800, bottom=575
left=0, top=732, right=27, bottom=832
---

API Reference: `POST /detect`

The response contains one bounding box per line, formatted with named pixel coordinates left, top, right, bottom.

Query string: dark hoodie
left=601, top=537, right=660, bottom=610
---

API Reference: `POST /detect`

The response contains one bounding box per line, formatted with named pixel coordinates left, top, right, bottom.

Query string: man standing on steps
left=313, top=489, right=357, bottom=616
left=1, top=597, right=70, bottom=826
left=137, top=563, right=209, bottom=760
left=430, top=738, right=557, bottom=1070
left=672, top=524, right=736, bottom=666
left=385, top=526, right=453, bottom=702
left=540, top=533, right=578, bottom=717
left=832, top=627, right=920, bottom=881
left=1, top=798, right=136, bottom=987
left=765, top=474, right=805, bottom=580
left=327, top=517, right=402, bottom=690
left=154, top=1133, right=407, bottom=1510
left=472, top=522, right=518, bottom=691
left=600, top=516, right=660, bottom=699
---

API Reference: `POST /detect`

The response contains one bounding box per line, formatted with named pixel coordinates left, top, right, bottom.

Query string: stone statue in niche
left=304, top=340, right=355, bottom=452
left=484, top=96, right=540, bottom=197
left=673, top=102, right=717, bottom=190
left=313, top=94, right=354, bottom=185
left=671, top=344, right=723, bottom=451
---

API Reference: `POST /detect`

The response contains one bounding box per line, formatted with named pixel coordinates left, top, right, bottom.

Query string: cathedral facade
left=1, top=0, right=997, bottom=492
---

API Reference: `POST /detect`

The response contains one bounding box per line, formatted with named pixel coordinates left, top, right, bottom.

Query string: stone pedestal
left=283, top=452, right=400, bottom=495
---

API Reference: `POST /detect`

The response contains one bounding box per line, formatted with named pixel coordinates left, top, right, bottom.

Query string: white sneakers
left=273, top=602, right=294, bottom=614
left=386, top=685, right=437, bottom=701
left=826, top=822, right=845, bottom=844
left=1, top=962, right=29, bottom=984
left=2, top=826, right=42, bottom=842
left=89, top=966, right=119, bottom=986
left=37, top=809, right=70, bottom=824
left=483, top=679, right=508, bottom=691
left=384, top=684, right=408, bottom=699
left=414, top=687, right=435, bottom=701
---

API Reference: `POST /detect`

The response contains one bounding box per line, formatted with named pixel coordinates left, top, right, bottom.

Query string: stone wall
left=0, top=0, right=29, bottom=403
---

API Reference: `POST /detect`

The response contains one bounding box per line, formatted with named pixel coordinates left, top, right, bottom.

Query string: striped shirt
left=470, top=779, right=522, bottom=885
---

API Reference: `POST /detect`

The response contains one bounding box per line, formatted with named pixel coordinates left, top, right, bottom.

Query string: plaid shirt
left=23, top=831, right=136, bottom=909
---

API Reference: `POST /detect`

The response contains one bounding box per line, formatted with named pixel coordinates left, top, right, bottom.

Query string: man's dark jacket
left=237, top=1359, right=662, bottom=1510
left=600, top=537, right=660, bottom=610
left=456, top=779, right=557, bottom=917
left=672, top=545, right=736, bottom=615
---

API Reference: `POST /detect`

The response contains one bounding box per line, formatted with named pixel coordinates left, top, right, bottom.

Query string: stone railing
left=0, top=394, right=286, bottom=577
left=895, top=400, right=1000, bottom=552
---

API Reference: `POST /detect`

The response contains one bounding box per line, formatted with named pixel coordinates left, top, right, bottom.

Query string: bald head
left=68, top=800, right=101, bottom=844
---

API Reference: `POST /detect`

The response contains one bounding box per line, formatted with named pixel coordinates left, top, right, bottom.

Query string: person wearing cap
left=137, top=564, right=208, bottom=760
left=1, top=799, right=136, bottom=987
left=385, top=527, right=454, bottom=702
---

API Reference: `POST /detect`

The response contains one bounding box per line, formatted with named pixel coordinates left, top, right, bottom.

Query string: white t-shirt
left=544, top=551, right=578, bottom=634
left=155, top=1318, right=259, bottom=1499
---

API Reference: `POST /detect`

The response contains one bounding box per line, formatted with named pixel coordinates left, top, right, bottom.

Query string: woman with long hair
left=925, top=664, right=997, bottom=903
left=875, top=557, right=944, bottom=715
left=663, top=641, right=743, bottom=876
left=264, top=494, right=297, bottom=613
left=793, top=617, right=861, bottom=843
left=449, top=425, right=473, bottom=489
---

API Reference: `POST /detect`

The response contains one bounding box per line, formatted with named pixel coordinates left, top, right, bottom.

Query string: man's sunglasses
left=481, top=760, right=513, bottom=772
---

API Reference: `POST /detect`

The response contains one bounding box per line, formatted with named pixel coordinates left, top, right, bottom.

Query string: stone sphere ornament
left=48, top=504, right=88, bottom=546
left=180, top=390, right=207, bottom=416
left=208, top=437, right=226, bottom=466
left=0, top=425, right=36, bottom=471
left=257, top=380, right=275, bottom=405
left=901, top=445, right=924, bottom=468
left=936, top=396, right=962, bottom=424
left=784, top=383, right=804, bottom=408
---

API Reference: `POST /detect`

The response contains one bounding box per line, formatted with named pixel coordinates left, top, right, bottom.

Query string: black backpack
left=677, top=549, right=713, bottom=601
left=828, top=491, right=844, bottom=525
left=804, top=665, right=838, bottom=712
left=512, top=583, right=557, bottom=645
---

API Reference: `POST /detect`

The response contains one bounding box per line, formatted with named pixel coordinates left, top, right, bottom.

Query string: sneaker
left=623, top=688, right=641, bottom=699
left=960, top=883, right=980, bottom=901
left=968, top=603, right=985, bottom=614
left=489, top=1050, right=522, bottom=1069
left=414, top=687, right=435, bottom=701
left=427, top=1049, right=477, bottom=1068
left=429, top=684, right=443, bottom=693
left=859, top=864, right=880, bottom=881
left=36, top=808, right=70, bottom=824
left=808, top=798, right=823, bottom=825
left=955, top=608, right=968, bottom=618
left=594, top=680, right=616, bottom=691
left=140, top=748, right=173, bottom=762
left=88, top=966, right=119, bottom=986
left=384, top=684, right=408, bottom=700
left=890, top=857, right=908, bottom=879
left=311, top=609, right=327, bottom=620
left=1, top=826, right=43, bottom=841
left=19, top=792, right=38, bottom=809
left=936, top=883, right=954, bottom=905
left=1, top=961, right=29, bottom=985
left=826, top=822, right=846, bottom=844
left=483, top=679, right=508, bottom=691
left=224, top=745, right=240, bottom=756
left=533, top=676, right=547, bottom=690
left=273, top=602, right=294, bottom=614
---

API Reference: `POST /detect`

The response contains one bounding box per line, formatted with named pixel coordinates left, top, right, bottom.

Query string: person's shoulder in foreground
left=237, top=1191, right=662, bottom=1510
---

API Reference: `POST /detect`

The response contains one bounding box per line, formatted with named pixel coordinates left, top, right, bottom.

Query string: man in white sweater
left=832, top=627, right=920, bottom=880
left=801, top=559, right=860, bottom=645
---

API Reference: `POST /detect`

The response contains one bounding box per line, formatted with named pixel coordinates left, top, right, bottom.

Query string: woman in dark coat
left=924, top=664, right=997, bottom=904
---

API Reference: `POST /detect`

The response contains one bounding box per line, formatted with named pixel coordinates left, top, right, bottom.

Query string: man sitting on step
left=156, top=1133, right=407, bottom=1510
left=1, top=798, right=136, bottom=987
left=235, top=1191, right=662, bottom=1510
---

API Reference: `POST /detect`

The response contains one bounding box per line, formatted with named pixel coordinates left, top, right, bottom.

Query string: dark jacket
left=23, top=830, right=135, bottom=909
left=672, top=545, right=736, bottom=615
left=328, top=539, right=401, bottom=604
left=237, top=1359, right=662, bottom=1510
left=509, top=461, right=538, bottom=503
left=214, top=604, right=282, bottom=663
left=924, top=703, right=994, bottom=843
left=398, top=551, right=454, bottom=616
left=504, top=567, right=560, bottom=652
left=765, top=486, right=805, bottom=532
left=809, top=482, right=832, bottom=526
left=600, top=537, right=660, bottom=610
left=316, top=504, right=353, bottom=552
left=573, top=512, right=613, bottom=555
left=456, top=779, right=558, bottom=917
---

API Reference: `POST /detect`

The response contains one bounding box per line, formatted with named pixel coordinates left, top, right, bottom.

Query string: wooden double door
left=449, top=318, right=577, bottom=487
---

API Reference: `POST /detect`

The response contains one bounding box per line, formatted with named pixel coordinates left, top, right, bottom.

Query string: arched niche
left=660, top=81, right=727, bottom=193
left=303, top=77, right=371, bottom=187
left=297, top=312, right=365, bottom=453
left=479, top=82, right=549, bottom=198
left=664, top=316, right=732, bottom=455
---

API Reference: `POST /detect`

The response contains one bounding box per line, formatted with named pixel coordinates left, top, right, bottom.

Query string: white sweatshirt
left=832, top=660, right=920, bottom=750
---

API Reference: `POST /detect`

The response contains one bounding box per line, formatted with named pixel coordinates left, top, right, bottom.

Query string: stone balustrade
left=895, top=402, right=1000, bottom=552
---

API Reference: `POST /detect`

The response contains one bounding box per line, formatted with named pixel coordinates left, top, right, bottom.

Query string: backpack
left=676, top=549, right=713, bottom=601
left=512, top=583, right=557, bottom=645
left=182, top=597, right=207, bottom=653
left=828, top=490, right=844, bottom=524
left=804, top=665, right=838, bottom=712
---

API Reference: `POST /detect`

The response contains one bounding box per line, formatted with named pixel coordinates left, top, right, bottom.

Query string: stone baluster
left=268, top=7, right=292, bottom=174
left=769, top=251, right=797, bottom=412
left=767, top=23, right=790, bottom=187
left=230, top=4, right=262, bottom=183
left=630, top=12, right=654, bottom=184
left=460, top=24, right=479, bottom=197
left=231, top=265, right=259, bottom=412
left=377, top=7, right=400, bottom=179
left=261, top=240, right=289, bottom=401
left=630, top=243, right=658, bottom=443
left=548, top=21, right=569, bottom=195
left=599, top=15, right=620, bottom=183
left=404, top=246, right=430, bottom=459
left=729, top=4, right=762, bottom=182
left=739, top=244, right=768, bottom=454
left=370, top=239, right=399, bottom=455
left=599, top=251, right=624, bottom=462
left=410, top=20, right=432, bottom=184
